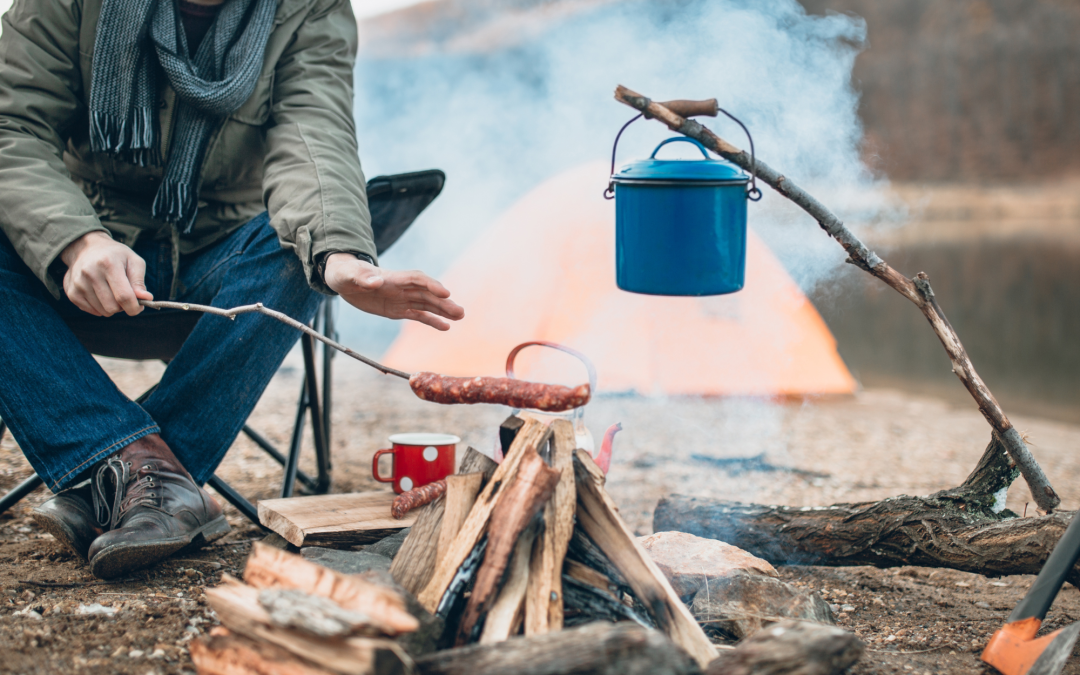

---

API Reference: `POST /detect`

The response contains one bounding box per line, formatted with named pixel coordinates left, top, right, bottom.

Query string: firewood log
left=391, top=447, right=497, bottom=596
left=203, top=578, right=411, bottom=675
left=456, top=450, right=561, bottom=644
left=653, top=435, right=1080, bottom=584
left=704, top=620, right=864, bottom=675
left=190, top=628, right=334, bottom=675
left=243, top=543, right=418, bottom=636
left=525, top=419, right=577, bottom=635
left=418, top=418, right=553, bottom=613
left=573, top=449, right=718, bottom=667
left=478, top=522, right=537, bottom=643
left=415, top=621, right=700, bottom=675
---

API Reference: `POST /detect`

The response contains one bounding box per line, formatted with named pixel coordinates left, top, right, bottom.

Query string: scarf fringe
left=89, top=108, right=161, bottom=167
left=151, top=181, right=198, bottom=234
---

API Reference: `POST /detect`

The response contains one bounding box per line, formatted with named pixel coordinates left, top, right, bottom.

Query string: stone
left=704, top=620, right=863, bottom=675
left=77, top=603, right=117, bottom=616
left=299, top=547, right=392, bottom=575
left=367, top=528, right=410, bottom=559
left=638, top=531, right=777, bottom=598
left=691, top=574, right=834, bottom=640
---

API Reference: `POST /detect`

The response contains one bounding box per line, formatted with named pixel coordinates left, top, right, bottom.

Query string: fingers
left=127, top=255, right=153, bottom=302
left=103, top=257, right=144, bottom=316
left=402, top=309, right=451, bottom=331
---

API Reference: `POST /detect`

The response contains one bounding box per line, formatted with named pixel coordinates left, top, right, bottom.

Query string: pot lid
left=612, top=137, right=749, bottom=184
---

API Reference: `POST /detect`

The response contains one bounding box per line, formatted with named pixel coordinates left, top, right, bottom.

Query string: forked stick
left=612, top=84, right=1060, bottom=512
left=139, top=299, right=411, bottom=379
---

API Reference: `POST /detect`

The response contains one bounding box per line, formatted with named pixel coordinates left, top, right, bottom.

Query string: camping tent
left=383, top=162, right=856, bottom=397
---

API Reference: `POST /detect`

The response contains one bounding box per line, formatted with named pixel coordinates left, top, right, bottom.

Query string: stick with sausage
left=409, top=373, right=591, bottom=412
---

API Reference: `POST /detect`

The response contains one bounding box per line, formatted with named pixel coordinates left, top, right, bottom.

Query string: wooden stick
left=417, top=418, right=553, bottom=613
left=478, top=522, right=537, bottom=644
left=392, top=448, right=497, bottom=596
left=243, top=543, right=418, bottom=636
left=613, top=84, right=1060, bottom=513
left=437, top=472, right=486, bottom=563
left=573, top=449, right=718, bottom=668
left=140, top=300, right=410, bottom=379
left=456, top=450, right=561, bottom=644
left=203, top=577, right=411, bottom=675
left=525, top=419, right=577, bottom=635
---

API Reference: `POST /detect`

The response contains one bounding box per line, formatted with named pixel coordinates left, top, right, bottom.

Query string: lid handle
left=649, top=137, right=711, bottom=160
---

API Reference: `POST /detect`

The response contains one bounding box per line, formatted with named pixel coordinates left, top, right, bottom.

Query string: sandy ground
left=2, top=350, right=1080, bottom=674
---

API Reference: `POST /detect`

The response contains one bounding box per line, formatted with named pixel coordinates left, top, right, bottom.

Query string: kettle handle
left=505, top=341, right=598, bottom=395
left=650, top=137, right=711, bottom=160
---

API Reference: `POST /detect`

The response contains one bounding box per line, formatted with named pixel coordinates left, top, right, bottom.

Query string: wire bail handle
left=603, top=101, right=762, bottom=202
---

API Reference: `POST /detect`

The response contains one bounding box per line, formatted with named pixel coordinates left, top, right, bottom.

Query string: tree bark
left=415, top=622, right=701, bottom=675
left=654, top=436, right=1080, bottom=585
left=613, top=85, right=1060, bottom=513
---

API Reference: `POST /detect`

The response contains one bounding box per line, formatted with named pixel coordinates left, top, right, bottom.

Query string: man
left=0, top=0, right=463, bottom=578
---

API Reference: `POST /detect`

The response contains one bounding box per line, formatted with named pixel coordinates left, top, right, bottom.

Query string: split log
left=243, top=543, right=418, bottom=635
left=704, top=620, right=864, bottom=675
left=614, top=84, right=1060, bottom=513
left=258, top=588, right=381, bottom=638
left=654, top=435, right=1080, bottom=585
left=355, top=569, right=446, bottom=658
left=415, top=621, right=700, bottom=675
left=456, top=450, right=561, bottom=644
left=391, top=447, right=497, bottom=596
left=561, top=576, right=654, bottom=628
left=258, top=492, right=414, bottom=547
left=203, top=577, right=411, bottom=675
left=573, top=449, right=718, bottom=668
left=417, top=418, right=553, bottom=613
left=525, top=419, right=577, bottom=635
left=478, top=522, right=537, bottom=644
left=190, top=628, right=333, bottom=675
left=436, top=472, right=485, bottom=563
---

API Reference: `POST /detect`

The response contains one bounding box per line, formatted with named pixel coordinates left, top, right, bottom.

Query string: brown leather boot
left=87, top=433, right=230, bottom=579
left=31, top=482, right=103, bottom=560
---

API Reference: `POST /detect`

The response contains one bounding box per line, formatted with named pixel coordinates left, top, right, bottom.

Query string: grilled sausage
left=391, top=479, right=447, bottom=519
left=409, top=372, right=591, bottom=412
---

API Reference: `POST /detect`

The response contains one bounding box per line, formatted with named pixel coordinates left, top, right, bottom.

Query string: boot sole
left=31, top=510, right=91, bottom=561
left=89, top=515, right=232, bottom=579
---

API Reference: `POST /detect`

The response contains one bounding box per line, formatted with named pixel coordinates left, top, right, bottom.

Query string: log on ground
left=415, top=621, right=700, bottom=675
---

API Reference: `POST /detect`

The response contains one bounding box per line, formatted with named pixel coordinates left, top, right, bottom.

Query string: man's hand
left=323, top=253, right=464, bottom=331
left=61, top=231, right=152, bottom=317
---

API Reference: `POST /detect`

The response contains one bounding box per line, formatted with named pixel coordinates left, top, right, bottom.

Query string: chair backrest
left=65, top=169, right=446, bottom=361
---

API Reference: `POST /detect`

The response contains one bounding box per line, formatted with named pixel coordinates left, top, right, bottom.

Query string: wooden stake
left=456, top=450, right=561, bottom=644
left=436, top=472, right=485, bottom=563
left=478, top=523, right=537, bottom=644
left=525, top=419, right=577, bottom=635
left=572, top=449, right=718, bottom=668
left=392, top=447, right=497, bottom=596
left=417, top=418, right=553, bottom=613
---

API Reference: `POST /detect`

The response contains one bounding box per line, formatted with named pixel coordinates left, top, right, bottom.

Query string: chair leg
left=240, top=424, right=318, bottom=492
left=320, top=299, right=335, bottom=470
left=280, top=372, right=308, bottom=499
left=0, top=473, right=44, bottom=516
left=302, top=332, right=331, bottom=495
left=206, top=475, right=262, bottom=527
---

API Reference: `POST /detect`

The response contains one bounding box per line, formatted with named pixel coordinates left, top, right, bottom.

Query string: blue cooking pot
left=612, top=137, right=751, bottom=296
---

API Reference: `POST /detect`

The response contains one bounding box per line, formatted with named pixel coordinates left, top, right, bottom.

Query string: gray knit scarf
left=89, top=0, right=278, bottom=231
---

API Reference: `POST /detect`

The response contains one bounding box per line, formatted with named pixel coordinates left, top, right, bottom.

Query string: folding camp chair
left=0, top=169, right=446, bottom=525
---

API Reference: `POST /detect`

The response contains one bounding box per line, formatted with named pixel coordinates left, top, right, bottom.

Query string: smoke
left=342, top=0, right=887, bottom=351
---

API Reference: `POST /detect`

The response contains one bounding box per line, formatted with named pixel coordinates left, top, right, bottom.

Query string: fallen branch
left=613, top=85, right=1060, bottom=512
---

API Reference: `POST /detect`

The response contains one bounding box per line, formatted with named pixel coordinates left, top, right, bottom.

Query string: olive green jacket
left=0, top=0, right=375, bottom=298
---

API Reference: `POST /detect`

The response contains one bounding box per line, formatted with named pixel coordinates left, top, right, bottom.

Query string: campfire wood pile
left=189, top=414, right=864, bottom=675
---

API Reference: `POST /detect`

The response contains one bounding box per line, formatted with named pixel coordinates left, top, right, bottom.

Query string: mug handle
left=372, top=448, right=396, bottom=483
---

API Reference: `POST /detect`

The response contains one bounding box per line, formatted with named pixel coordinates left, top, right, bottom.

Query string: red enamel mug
left=372, top=433, right=459, bottom=494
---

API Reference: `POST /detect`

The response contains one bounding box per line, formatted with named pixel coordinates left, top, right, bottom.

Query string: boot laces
left=91, top=456, right=162, bottom=530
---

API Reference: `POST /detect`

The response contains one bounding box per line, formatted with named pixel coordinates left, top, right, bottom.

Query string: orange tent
left=383, top=162, right=857, bottom=397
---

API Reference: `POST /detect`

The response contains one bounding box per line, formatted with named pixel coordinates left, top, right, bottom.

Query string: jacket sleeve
left=263, top=0, right=375, bottom=295
left=0, top=0, right=108, bottom=297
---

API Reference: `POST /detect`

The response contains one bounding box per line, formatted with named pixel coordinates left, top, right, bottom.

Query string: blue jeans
left=0, top=213, right=322, bottom=491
